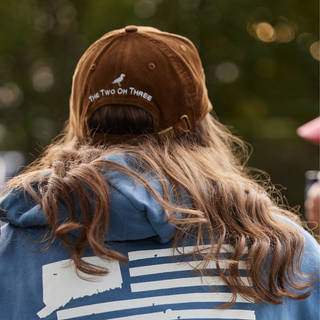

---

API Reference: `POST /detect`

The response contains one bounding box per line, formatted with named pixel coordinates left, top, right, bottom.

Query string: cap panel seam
left=79, top=33, right=124, bottom=65
left=137, top=33, right=199, bottom=121
left=82, top=34, right=127, bottom=126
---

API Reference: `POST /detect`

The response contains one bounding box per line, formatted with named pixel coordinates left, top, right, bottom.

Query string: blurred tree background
left=0, top=0, right=318, bottom=212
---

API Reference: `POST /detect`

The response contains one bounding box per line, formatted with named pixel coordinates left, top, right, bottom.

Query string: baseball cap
left=69, top=25, right=212, bottom=143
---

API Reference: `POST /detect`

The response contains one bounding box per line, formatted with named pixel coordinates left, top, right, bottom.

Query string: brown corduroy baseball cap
left=69, top=25, right=212, bottom=143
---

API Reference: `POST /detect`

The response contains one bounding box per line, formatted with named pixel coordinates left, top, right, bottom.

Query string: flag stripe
left=102, top=309, right=256, bottom=320
left=131, top=276, right=251, bottom=293
left=128, top=245, right=236, bottom=261
left=129, top=260, right=247, bottom=277
left=56, top=292, right=252, bottom=320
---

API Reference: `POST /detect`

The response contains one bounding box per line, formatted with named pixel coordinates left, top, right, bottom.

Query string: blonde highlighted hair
left=1, top=105, right=316, bottom=307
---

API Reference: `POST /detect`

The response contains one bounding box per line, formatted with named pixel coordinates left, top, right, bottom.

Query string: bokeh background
left=0, top=0, right=319, bottom=213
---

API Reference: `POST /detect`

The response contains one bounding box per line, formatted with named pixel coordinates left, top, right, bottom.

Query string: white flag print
left=37, top=245, right=255, bottom=320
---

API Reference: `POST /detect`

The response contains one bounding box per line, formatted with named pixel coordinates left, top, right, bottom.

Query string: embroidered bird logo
left=112, top=73, right=125, bottom=86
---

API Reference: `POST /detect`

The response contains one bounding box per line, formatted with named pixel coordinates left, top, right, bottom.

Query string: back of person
left=0, top=222, right=318, bottom=319
left=0, top=26, right=319, bottom=320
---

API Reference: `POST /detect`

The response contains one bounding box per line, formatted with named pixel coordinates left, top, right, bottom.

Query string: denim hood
left=0, top=153, right=188, bottom=243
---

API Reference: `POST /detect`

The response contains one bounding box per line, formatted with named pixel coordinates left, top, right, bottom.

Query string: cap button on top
left=125, top=25, right=138, bottom=33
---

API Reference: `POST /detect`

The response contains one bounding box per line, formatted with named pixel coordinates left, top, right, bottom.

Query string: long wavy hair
left=1, top=105, right=316, bottom=307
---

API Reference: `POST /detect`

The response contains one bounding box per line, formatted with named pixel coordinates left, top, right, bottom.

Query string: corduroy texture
left=69, top=25, right=213, bottom=143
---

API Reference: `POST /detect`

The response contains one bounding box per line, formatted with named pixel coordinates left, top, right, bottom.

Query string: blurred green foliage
left=0, top=0, right=318, bottom=210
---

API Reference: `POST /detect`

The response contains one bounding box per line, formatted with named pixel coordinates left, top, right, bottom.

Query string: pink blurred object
left=297, top=117, right=320, bottom=145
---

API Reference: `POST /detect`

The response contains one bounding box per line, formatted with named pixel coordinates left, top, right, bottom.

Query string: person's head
left=66, top=25, right=212, bottom=146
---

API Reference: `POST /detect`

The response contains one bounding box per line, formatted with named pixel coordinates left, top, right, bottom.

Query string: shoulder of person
left=275, top=214, right=319, bottom=276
